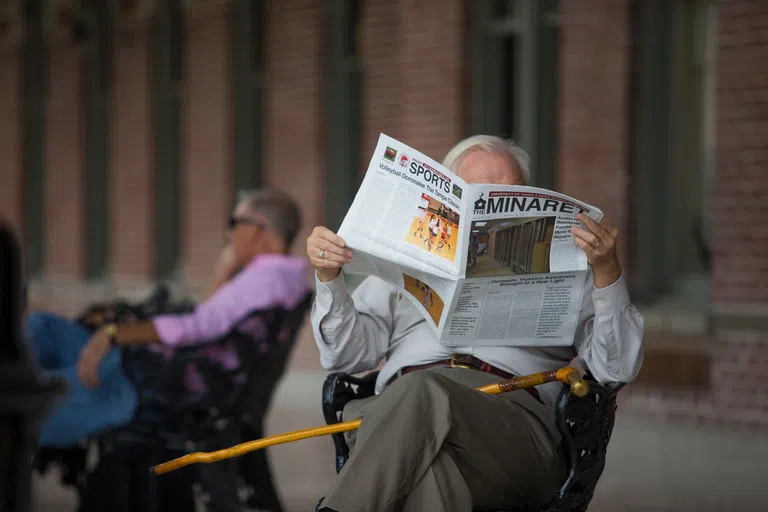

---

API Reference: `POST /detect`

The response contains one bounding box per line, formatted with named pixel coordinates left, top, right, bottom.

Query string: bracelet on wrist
left=103, top=323, right=119, bottom=348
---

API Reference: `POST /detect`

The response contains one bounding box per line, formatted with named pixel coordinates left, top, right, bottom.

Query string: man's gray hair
left=442, top=135, right=531, bottom=184
left=237, top=188, right=302, bottom=250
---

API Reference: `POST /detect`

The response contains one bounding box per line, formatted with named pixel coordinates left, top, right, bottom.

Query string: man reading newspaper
left=308, top=135, right=644, bottom=511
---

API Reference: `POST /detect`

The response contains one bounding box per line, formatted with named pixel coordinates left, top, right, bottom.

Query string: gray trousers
left=320, top=367, right=566, bottom=512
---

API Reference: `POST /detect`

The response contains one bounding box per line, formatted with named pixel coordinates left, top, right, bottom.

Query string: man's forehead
left=234, top=201, right=251, bottom=215
left=456, top=150, right=524, bottom=184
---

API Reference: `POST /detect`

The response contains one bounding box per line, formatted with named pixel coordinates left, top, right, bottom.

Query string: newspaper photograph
left=337, top=135, right=468, bottom=281
left=402, top=274, right=446, bottom=326
left=337, top=133, right=603, bottom=347
left=404, top=193, right=460, bottom=262
left=466, top=216, right=556, bottom=277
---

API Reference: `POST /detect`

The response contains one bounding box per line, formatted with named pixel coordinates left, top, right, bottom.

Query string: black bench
left=36, top=285, right=313, bottom=511
left=320, top=371, right=623, bottom=511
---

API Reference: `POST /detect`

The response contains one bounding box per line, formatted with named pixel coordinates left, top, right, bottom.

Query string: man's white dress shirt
left=311, top=271, right=644, bottom=405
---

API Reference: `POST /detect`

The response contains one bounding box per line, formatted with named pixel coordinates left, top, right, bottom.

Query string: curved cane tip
left=571, top=379, right=589, bottom=397
left=151, top=463, right=173, bottom=475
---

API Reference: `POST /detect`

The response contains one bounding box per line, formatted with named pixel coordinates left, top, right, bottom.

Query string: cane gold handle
left=477, top=366, right=589, bottom=397
left=564, top=370, right=589, bottom=397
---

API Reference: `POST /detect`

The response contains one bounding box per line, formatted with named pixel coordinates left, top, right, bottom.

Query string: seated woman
left=26, top=189, right=309, bottom=448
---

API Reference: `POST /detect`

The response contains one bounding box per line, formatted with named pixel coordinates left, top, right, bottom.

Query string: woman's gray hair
left=442, top=135, right=531, bottom=184
left=237, top=188, right=302, bottom=250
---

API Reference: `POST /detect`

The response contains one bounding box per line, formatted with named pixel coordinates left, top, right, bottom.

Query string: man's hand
left=77, top=328, right=112, bottom=389
left=307, top=226, right=352, bottom=282
left=571, top=213, right=622, bottom=288
left=206, top=244, right=241, bottom=299
left=213, top=244, right=240, bottom=281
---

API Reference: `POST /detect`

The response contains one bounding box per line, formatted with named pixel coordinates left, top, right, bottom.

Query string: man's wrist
left=103, top=323, right=119, bottom=348
left=316, top=268, right=341, bottom=283
left=592, top=259, right=622, bottom=289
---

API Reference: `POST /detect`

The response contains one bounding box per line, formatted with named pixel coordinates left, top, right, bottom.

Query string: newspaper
left=337, top=134, right=603, bottom=347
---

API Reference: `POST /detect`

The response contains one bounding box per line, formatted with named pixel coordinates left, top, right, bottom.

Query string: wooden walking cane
left=151, top=366, right=588, bottom=475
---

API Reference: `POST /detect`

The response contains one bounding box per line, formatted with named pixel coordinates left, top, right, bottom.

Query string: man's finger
left=599, top=217, right=617, bottom=231
left=601, top=218, right=620, bottom=239
left=312, top=250, right=348, bottom=266
left=573, top=236, right=597, bottom=258
left=577, top=214, right=610, bottom=238
left=307, top=235, right=348, bottom=259
left=572, top=226, right=600, bottom=248
left=308, top=247, right=349, bottom=268
left=313, top=237, right=352, bottom=259
left=313, top=226, right=347, bottom=248
left=314, top=259, right=345, bottom=270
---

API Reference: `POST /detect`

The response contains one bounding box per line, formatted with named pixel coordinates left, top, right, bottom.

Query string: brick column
left=399, top=0, right=466, bottom=162
left=181, top=3, right=234, bottom=289
left=0, top=46, right=22, bottom=234
left=110, top=24, right=155, bottom=282
left=264, top=0, right=324, bottom=251
left=263, top=0, right=325, bottom=370
left=710, top=0, right=768, bottom=428
left=45, top=42, right=86, bottom=279
left=557, top=0, right=631, bottom=265
left=360, top=0, right=402, bottom=166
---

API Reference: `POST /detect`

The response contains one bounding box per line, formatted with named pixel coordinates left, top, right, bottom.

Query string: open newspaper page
left=439, top=186, right=604, bottom=347
left=342, top=250, right=458, bottom=329
left=337, top=134, right=605, bottom=345
left=337, top=134, right=469, bottom=325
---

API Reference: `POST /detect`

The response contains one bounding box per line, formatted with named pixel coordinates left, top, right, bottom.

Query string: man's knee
left=384, top=370, right=453, bottom=415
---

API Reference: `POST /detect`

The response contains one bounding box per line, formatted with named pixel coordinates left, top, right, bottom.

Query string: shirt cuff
left=314, top=271, right=350, bottom=311
left=592, top=273, right=630, bottom=315
left=152, top=316, right=185, bottom=347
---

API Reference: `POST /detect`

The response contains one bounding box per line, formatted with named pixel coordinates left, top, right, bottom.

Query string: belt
left=386, top=354, right=541, bottom=403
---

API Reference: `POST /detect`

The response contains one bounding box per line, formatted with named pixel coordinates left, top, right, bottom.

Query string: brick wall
left=359, top=0, right=466, bottom=168
left=359, top=0, right=401, bottom=167
left=263, top=0, right=325, bottom=251
left=557, top=0, right=631, bottom=266
left=711, top=0, right=768, bottom=307
left=621, top=0, right=768, bottom=429
left=11, top=0, right=767, bottom=412
left=263, top=0, right=327, bottom=368
left=181, top=3, right=235, bottom=289
left=0, top=46, right=22, bottom=234
left=110, top=23, right=155, bottom=282
left=45, top=42, right=86, bottom=280
left=709, top=0, right=768, bottom=427
left=398, top=0, right=466, bottom=162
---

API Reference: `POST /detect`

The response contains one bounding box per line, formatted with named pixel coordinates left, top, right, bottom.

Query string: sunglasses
left=228, top=216, right=265, bottom=230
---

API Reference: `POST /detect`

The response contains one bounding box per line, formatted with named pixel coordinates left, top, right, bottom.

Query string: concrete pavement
left=33, top=369, right=768, bottom=511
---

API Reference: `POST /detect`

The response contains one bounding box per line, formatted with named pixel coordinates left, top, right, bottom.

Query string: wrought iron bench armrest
left=543, top=379, right=623, bottom=511
left=321, top=371, right=378, bottom=473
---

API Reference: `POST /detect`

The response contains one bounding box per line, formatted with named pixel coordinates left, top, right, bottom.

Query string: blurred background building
left=0, top=0, right=767, bottom=509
